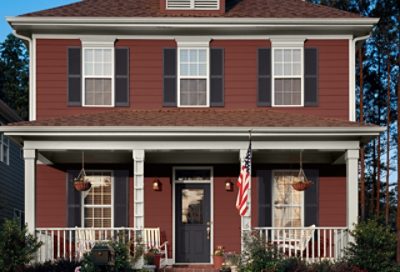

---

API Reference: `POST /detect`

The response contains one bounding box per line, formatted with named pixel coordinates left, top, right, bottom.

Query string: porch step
left=162, top=265, right=219, bottom=272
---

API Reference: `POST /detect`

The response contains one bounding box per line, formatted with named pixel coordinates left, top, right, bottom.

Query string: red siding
left=319, top=177, right=346, bottom=226
left=36, top=165, right=67, bottom=227
left=36, top=39, right=349, bottom=120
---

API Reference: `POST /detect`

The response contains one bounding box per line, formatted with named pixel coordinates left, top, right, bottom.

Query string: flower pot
left=73, top=179, right=91, bottom=192
left=213, top=255, right=224, bottom=269
left=291, top=181, right=311, bottom=191
left=154, top=254, right=161, bottom=269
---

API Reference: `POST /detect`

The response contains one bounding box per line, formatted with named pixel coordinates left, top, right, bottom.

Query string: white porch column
left=24, top=149, right=36, bottom=234
left=345, top=149, right=359, bottom=233
left=240, top=149, right=251, bottom=250
left=133, top=150, right=145, bottom=230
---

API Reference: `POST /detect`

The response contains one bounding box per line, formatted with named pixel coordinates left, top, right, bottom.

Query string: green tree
left=0, top=34, right=29, bottom=120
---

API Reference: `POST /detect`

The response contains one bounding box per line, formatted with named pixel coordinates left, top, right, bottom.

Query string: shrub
left=276, top=257, right=308, bottom=272
left=0, top=219, right=42, bottom=272
left=24, top=259, right=81, bottom=272
left=345, top=219, right=400, bottom=272
left=239, top=232, right=282, bottom=272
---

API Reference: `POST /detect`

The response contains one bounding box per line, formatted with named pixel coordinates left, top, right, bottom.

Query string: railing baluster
left=311, top=229, right=315, bottom=262
left=323, top=229, right=326, bottom=259
left=63, top=230, right=66, bottom=259
left=318, top=229, right=321, bottom=260
left=329, top=229, right=332, bottom=259
left=69, top=230, right=72, bottom=262
left=57, top=230, right=60, bottom=259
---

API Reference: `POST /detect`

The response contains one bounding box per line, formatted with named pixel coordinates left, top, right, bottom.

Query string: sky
left=0, top=0, right=78, bottom=41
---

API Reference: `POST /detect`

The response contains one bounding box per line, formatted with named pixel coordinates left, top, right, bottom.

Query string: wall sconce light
left=225, top=180, right=233, bottom=191
left=152, top=178, right=162, bottom=191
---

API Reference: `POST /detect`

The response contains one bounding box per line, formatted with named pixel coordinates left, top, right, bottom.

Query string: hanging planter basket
left=73, top=152, right=91, bottom=192
left=291, top=153, right=312, bottom=192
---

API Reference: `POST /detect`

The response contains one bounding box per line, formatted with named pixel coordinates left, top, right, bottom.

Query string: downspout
left=12, top=30, right=35, bottom=121
left=350, top=34, right=370, bottom=122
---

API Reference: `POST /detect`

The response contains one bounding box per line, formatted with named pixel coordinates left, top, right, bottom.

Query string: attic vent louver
left=166, top=0, right=219, bottom=10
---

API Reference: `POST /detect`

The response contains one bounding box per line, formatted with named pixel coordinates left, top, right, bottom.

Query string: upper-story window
left=272, top=48, right=303, bottom=107
left=166, top=0, right=219, bottom=10
left=178, top=48, right=209, bottom=107
left=83, top=48, right=114, bottom=107
left=0, top=133, right=10, bottom=165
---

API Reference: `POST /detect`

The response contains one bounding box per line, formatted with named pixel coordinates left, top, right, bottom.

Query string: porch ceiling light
left=225, top=179, right=233, bottom=191
left=153, top=178, right=162, bottom=191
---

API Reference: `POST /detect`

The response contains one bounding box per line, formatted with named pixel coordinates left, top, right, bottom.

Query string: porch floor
left=162, top=265, right=218, bottom=272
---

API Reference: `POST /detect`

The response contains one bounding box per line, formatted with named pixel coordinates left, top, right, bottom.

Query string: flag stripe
left=236, top=141, right=252, bottom=217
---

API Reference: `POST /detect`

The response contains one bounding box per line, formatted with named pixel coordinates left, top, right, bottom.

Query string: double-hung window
left=82, top=171, right=113, bottom=228
left=272, top=48, right=303, bottom=106
left=178, top=48, right=209, bottom=107
left=83, top=48, right=114, bottom=107
left=0, top=133, right=9, bottom=165
left=272, top=170, right=303, bottom=228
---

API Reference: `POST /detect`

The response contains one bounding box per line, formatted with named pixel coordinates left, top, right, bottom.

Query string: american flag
left=236, top=141, right=252, bottom=217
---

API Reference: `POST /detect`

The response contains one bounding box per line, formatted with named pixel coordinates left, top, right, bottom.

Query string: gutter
left=12, top=30, right=35, bottom=121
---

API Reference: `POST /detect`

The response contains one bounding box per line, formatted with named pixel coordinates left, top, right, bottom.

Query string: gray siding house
left=0, top=99, right=24, bottom=226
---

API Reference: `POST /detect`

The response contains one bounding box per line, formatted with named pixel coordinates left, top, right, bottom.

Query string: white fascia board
left=0, top=125, right=385, bottom=137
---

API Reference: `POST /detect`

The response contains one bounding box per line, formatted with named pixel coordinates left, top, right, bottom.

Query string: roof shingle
left=10, top=109, right=371, bottom=128
left=20, top=0, right=363, bottom=18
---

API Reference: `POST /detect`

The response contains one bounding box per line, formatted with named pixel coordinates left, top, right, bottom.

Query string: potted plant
left=213, top=246, right=225, bottom=269
left=143, top=246, right=160, bottom=271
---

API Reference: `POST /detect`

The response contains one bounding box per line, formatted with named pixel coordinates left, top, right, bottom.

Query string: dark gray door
left=175, top=183, right=211, bottom=263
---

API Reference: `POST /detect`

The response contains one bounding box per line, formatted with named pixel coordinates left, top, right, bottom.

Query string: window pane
left=274, top=78, right=301, bottom=106
left=274, top=63, right=283, bottom=76
left=180, top=49, right=189, bottom=62
left=198, top=63, right=207, bottom=76
left=189, top=50, right=197, bottom=62
left=293, top=63, right=301, bottom=76
left=181, top=64, right=189, bottom=76
left=182, top=189, right=204, bottom=224
left=180, top=79, right=207, bottom=106
left=284, top=49, right=292, bottom=63
left=198, top=49, right=207, bottom=62
left=85, top=79, right=112, bottom=106
left=274, top=49, right=283, bottom=62
left=85, top=49, right=94, bottom=62
left=293, top=49, right=301, bottom=62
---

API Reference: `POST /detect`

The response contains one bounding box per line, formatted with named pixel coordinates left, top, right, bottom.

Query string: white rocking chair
left=277, top=225, right=316, bottom=257
left=143, top=228, right=169, bottom=268
left=76, top=228, right=96, bottom=259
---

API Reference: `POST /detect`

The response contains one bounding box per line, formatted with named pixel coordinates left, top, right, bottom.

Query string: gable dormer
left=160, top=0, right=226, bottom=15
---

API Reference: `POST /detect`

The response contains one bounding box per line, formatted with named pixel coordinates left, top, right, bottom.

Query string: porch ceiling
left=38, top=149, right=345, bottom=165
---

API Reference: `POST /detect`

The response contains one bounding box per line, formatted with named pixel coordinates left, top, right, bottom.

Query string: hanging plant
left=73, top=151, right=91, bottom=192
left=292, top=151, right=312, bottom=192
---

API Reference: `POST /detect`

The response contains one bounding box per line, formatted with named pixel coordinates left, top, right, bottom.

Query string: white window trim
left=81, top=170, right=114, bottom=228
left=81, top=46, right=115, bottom=107
left=177, top=47, right=210, bottom=108
left=271, top=38, right=305, bottom=107
left=271, top=170, right=304, bottom=228
left=0, top=133, right=10, bottom=165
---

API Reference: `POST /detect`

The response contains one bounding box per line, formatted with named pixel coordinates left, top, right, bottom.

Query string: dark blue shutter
left=67, top=170, right=81, bottom=227
left=304, top=48, right=318, bottom=107
left=114, top=170, right=129, bottom=227
left=67, top=48, right=82, bottom=106
left=163, top=48, right=177, bottom=107
left=210, top=48, right=224, bottom=107
left=304, top=169, right=319, bottom=226
left=258, top=170, right=272, bottom=227
left=115, top=48, right=130, bottom=107
left=257, top=48, right=271, bottom=106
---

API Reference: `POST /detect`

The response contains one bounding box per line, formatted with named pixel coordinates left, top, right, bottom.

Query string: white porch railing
left=35, top=227, right=139, bottom=262
left=253, top=227, right=349, bottom=262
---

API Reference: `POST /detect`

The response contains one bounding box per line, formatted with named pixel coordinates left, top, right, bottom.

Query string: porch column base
left=24, top=149, right=37, bottom=234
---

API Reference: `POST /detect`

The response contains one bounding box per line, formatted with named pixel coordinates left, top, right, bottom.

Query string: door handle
left=207, top=222, right=211, bottom=240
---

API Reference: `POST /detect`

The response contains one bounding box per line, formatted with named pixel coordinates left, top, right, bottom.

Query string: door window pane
left=182, top=189, right=204, bottom=224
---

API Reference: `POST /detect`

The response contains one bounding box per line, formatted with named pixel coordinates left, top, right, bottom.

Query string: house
left=0, top=99, right=24, bottom=227
left=2, top=0, right=383, bottom=267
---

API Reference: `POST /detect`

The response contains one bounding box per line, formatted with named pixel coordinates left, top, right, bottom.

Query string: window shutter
left=163, top=48, right=177, bottom=107
left=68, top=48, right=82, bottom=106
left=258, top=170, right=272, bottom=227
left=67, top=170, right=81, bottom=227
left=304, top=169, right=319, bottom=226
left=114, top=170, right=129, bottom=227
left=210, top=48, right=224, bottom=107
left=304, top=48, right=318, bottom=107
left=115, top=48, right=130, bottom=107
left=258, top=48, right=271, bottom=106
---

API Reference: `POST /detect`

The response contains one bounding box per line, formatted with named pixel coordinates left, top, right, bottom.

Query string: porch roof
left=7, top=109, right=378, bottom=128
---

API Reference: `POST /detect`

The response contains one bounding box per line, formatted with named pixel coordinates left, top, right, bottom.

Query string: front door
left=175, top=183, right=211, bottom=263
